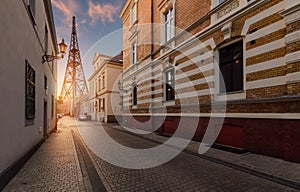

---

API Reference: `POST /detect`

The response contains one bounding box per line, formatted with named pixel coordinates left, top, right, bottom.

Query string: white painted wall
left=0, top=0, right=57, bottom=174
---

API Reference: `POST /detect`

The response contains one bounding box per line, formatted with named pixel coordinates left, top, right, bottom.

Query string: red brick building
left=120, top=0, right=300, bottom=162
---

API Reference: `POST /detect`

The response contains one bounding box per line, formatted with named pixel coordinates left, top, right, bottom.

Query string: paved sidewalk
left=3, top=117, right=86, bottom=192
left=108, top=123, right=300, bottom=190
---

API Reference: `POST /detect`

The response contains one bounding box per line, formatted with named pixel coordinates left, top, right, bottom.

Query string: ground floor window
left=25, top=60, right=36, bottom=121
left=164, top=68, right=175, bottom=101
left=219, top=40, right=243, bottom=93
left=132, top=85, right=137, bottom=106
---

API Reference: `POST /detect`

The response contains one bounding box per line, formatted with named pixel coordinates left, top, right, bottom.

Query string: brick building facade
left=120, top=0, right=300, bottom=162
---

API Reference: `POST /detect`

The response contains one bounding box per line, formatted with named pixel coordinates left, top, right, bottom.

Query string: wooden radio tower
left=60, top=16, right=88, bottom=115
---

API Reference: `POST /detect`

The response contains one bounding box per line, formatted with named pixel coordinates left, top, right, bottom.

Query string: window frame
left=25, top=0, right=36, bottom=25
left=164, top=68, right=175, bottom=101
left=219, top=40, right=244, bottom=94
left=130, top=2, right=138, bottom=26
left=131, top=42, right=137, bottom=65
left=214, top=38, right=246, bottom=102
left=102, top=75, right=105, bottom=89
left=164, top=8, right=174, bottom=43
left=98, top=77, right=101, bottom=91
left=25, top=60, right=36, bottom=124
left=45, top=25, right=48, bottom=53
left=132, top=85, right=138, bottom=106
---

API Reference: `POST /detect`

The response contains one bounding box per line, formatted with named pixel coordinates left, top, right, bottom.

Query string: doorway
left=44, top=101, right=48, bottom=138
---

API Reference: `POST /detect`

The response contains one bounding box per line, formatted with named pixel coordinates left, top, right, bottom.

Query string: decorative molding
left=242, top=2, right=284, bottom=36
left=217, top=0, right=239, bottom=19
left=283, top=9, right=300, bottom=25
left=285, top=30, right=300, bottom=45
left=221, top=22, right=232, bottom=40
left=287, top=71, right=300, bottom=83
left=286, top=51, right=300, bottom=64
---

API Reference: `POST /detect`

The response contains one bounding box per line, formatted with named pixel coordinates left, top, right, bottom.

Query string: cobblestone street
left=76, top=119, right=300, bottom=192
left=3, top=118, right=86, bottom=192
left=3, top=117, right=300, bottom=192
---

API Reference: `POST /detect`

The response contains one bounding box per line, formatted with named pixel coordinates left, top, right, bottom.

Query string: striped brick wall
left=120, top=0, right=300, bottom=162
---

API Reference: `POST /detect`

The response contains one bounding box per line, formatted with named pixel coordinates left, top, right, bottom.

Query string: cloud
left=51, top=0, right=79, bottom=23
left=87, top=0, right=121, bottom=25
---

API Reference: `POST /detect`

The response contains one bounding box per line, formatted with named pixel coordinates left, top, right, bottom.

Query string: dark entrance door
left=44, top=101, right=48, bottom=138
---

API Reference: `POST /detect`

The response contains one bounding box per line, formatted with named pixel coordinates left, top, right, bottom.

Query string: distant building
left=120, top=0, right=300, bottom=162
left=87, top=52, right=123, bottom=123
left=0, top=0, right=59, bottom=188
left=76, top=94, right=89, bottom=116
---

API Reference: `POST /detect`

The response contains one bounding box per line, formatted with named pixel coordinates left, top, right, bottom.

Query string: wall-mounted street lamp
left=42, top=39, right=67, bottom=64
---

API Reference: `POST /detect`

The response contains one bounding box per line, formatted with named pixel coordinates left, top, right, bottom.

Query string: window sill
left=217, top=90, right=244, bottom=96
left=163, top=100, right=175, bottom=106
left=215, top=90, right=246, bottom=102
left=129, top=20, right=138, bottom=31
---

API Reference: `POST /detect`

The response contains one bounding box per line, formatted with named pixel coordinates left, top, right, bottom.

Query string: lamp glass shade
left=58, top=39, right=67, bottom=54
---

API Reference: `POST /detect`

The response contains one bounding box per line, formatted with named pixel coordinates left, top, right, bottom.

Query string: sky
left=51, top=0, right=126, bottom=96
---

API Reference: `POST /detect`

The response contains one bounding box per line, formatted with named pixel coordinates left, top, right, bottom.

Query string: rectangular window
left=95, top=81, right=97, bottom=95
left=102, top=75, right=105, bottom=89
left=132, top=86, right=138, bottom=106
left=103, top=98, right=105, bottom=111
left=98, top=99, right=101, bottom=111
left=45, top=25, right=48, bottom=53
left=164, top=69, right=175, bottom=101
left=98, top=78, right=101, bottom=91
left=26, top=0, right=36, bottom=24
left=131, top=42, right=137, bottom=64
left=219, top=41, right=243, bottom=93
left=25, top=60, right=36, bottom=121
left=52, top=95, right=54, bottom=119
left=164, top=8, right=174, bottom=42
left=130, top=3, right=137, bottom=26
left=44, top=75, right=49, bottom=95
left=219, top=0, right=226, bottom=4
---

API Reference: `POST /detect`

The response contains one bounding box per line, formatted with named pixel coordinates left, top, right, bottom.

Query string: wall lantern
left=42, top=39, right=67, bottom=64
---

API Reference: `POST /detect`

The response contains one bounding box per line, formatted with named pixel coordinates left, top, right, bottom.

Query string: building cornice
left=120, top=0, right=131, bottom=19
left=88, top=60, right=123, bottom=81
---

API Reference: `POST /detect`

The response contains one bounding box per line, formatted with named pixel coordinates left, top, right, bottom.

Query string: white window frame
left=164, top=8, right=174, bottom=43
left=130, top=2, right=138, bottom=26
left=131, top=42, right=137, bottom=65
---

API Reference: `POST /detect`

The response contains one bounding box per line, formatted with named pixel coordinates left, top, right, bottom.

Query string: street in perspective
left=1, top=0, right=300, bottom=191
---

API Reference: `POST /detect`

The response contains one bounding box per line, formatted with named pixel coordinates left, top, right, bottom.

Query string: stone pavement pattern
left=76, top=120, right=300, bottom=192
left=110, top=125, right=300, bottom=183
left=3, top=118, right=86, bottom=192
